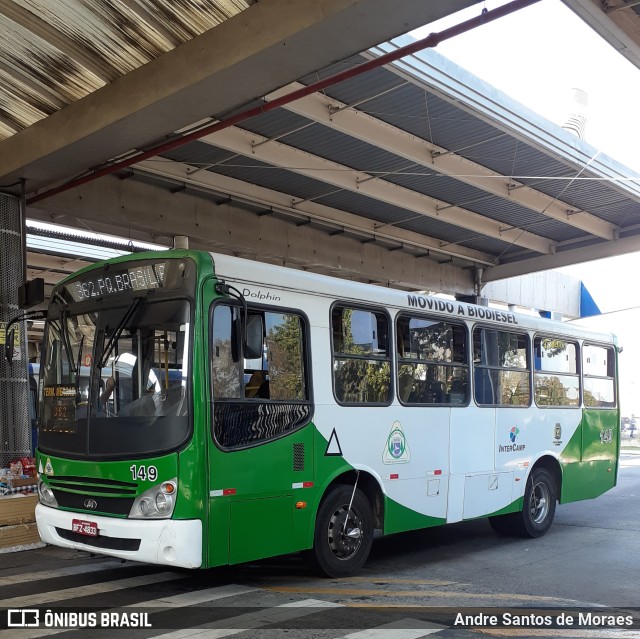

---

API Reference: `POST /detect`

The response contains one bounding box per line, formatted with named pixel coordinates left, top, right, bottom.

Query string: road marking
left=0, top=584, right=259, bottom=639
left=342, top=577, right=459, bottom=586
left=338, top=618, right=445, bottom=638
left=152, top=598, right=342, bottom=639
left=2, top=571, right=185, bottom=608
left=0, top=560, right=140, bottom=587
left=266, top=586, right=580, bottom=604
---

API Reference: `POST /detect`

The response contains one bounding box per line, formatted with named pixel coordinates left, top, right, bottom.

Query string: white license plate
left=71, top=519, right=98, bottom=537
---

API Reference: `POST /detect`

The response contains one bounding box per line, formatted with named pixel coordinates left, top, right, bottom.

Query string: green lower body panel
left=383, top=496, right=445, bottom=535
left=560, top=408, right=619, bottom=503
left=207, top=498, right=230, bottom=568
left=561, top=460, right=617, bottom=503
left=229, top=496, right=294, bottom=564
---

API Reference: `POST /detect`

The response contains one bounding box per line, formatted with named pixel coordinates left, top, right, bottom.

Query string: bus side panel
left=560, top=408, right=618, bottom=503
left=207, top=424, right=315, bottom=566
left=314, top=403, right=451, bottom=538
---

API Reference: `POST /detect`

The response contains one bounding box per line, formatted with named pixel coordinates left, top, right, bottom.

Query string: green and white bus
left=31, top=249, right=619, bottom=576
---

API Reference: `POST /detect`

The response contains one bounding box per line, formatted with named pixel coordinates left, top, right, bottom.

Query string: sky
left=413, top=0, right=640, bottom=415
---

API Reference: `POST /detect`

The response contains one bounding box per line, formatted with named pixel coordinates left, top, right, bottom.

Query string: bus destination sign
left=64, top=262, right=167, bottom=302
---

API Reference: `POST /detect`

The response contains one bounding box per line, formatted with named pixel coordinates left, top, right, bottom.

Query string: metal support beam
left=134, top=157, right=494, bottom=266
left=201, top=126, right=556, bottom=255
left=267, top=82, right=618, bottom=241
left=483, top=233, right=640, bottom=281
left=26, top=173, right=477, bottom=293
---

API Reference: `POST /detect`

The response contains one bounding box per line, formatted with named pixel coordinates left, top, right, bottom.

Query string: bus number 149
left=130, top=465, right=158, bottom=481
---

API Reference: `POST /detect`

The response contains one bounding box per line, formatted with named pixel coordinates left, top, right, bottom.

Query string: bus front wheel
left=306, top=485, right=373, bottom=578
left=489, top=467, right=557, bottom=538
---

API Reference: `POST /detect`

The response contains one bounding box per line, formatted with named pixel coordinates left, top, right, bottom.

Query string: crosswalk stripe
left=131, top=584, right=259, bottom=608
left=152, top=598, right=343, bottom=639
left=0, top=560, right=140, bottom=587
left=338, top=618, right=445, bottom=638
left=2, top=571, right=184, bottom=608
left=0, top=584, right=258, bottom=639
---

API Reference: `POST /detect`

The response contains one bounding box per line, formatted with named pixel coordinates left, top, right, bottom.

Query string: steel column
left=0, top=192, right=31, bottom=467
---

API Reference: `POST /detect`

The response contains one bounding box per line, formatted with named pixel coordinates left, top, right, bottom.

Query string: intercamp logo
left=499, top=426, right=525, bottom=453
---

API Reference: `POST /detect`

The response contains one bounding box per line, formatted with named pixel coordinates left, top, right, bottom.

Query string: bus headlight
left=38, top=481, right=58, bottom=507
left=129, top=479, right=177, bottom=519
left=155, top=493, right=170, bottom=514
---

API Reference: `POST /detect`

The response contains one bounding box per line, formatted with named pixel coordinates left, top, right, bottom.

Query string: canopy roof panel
left=1, top=0, right=639, bottom=292
left=132, top=38, right=639, bottom=280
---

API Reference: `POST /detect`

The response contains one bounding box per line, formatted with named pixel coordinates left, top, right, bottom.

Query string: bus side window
left=211, top=303, right=311, bottom=448
left=473, top=328, right=530, bottom=407
left=332, top=306, right=391, bottom=405
left=396, top=314, right=469, bottom=405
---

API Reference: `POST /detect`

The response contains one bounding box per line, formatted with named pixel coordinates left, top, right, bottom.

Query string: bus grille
left=48, top=476, right=138, bottom=516
left=53, top=491, right=134, bottom=516
left=48, top=476, right=138, bottom=495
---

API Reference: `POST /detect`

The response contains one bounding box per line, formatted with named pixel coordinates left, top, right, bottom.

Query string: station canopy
left=1, top=0, right=639, bottom=293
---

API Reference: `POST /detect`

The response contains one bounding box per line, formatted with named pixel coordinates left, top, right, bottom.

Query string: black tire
left=305, top=485, right=373, bottom=578
left=490, top=468, right=557, bottom=538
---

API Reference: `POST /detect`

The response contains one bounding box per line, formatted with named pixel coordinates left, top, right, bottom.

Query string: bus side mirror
left=245, top=315, right=264, bottom=360
left=4, top=326, right=15, bottom=365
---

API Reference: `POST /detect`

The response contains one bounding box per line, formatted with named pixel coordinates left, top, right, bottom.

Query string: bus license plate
left=71, top=519, right=98, bottom=537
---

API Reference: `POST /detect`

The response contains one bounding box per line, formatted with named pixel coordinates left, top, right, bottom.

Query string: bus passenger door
left=208, top=300, right=314, bottom=566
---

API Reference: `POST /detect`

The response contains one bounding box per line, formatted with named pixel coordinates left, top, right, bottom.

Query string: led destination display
left=64, top=262, right=168, bottom=302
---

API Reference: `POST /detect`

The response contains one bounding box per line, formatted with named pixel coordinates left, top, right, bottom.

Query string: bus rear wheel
left=306, top=485, right=373, bottom=578
left=489, top=468, right=557, bottom=538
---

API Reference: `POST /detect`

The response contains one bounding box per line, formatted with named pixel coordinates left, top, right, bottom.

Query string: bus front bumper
left=35, top=503, right=202, bottom=568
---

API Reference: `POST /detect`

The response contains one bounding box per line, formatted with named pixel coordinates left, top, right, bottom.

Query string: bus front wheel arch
left=304, top=484, right=374, bottom=577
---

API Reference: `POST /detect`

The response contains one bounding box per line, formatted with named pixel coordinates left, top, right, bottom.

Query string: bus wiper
left=74, top=334, right=85, bottom=405
left=52, top=292, right=77, bottom=375
left=98, top=295, right=145, bottom=369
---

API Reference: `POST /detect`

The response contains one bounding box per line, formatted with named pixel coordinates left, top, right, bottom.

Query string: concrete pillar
left=0, top=192, right=30, bottom=467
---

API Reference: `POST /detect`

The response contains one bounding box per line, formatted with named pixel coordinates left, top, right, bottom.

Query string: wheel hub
left=530, top=481, right=550, bottom=524
left=327, top=504, right=363, bottom=560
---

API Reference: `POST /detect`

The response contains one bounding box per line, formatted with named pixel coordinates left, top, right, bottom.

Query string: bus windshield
left=39, top=297, right=192, bottom=460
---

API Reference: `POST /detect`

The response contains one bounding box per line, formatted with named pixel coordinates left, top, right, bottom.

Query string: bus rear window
left=534, top=337, right=580, bottom=407
left=583, top=344, right=616, bottom=408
